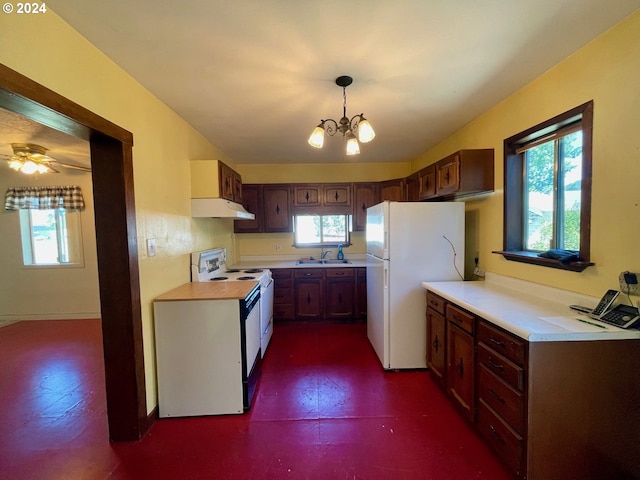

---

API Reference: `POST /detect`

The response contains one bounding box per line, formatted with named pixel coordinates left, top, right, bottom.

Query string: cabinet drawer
left=273, top=304, right=294, bottom=320
left=271, top=269, right=293, bottom=280
left=477, top=343, right=524, bottom=391
left=478, top=364, right=525, bottom=435
left=326, top=268, right=354, bottom=278
left=273, top=277, right=293, bottom=288
left=273, top=287, right=293, bottom=304
left=426, top=291, right=446, bottom=315
left=477, top=321, right=526, bottom=366
left=477, top=399, right=524, bottom=478
left=294, top=269, right=324, bottom=279
left=446, top=304, right=474, bottom=335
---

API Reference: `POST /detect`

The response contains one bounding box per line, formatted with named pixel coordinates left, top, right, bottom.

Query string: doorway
left=0, top=62, right=149, bottom=441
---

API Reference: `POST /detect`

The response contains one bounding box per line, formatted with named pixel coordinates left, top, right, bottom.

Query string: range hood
left=191, top=198, right=255, bottom=220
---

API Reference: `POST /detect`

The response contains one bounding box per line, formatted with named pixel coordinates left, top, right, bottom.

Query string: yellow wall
left=0, top=10, right=237, bottom=412
left=412, top=10, right=640, bottom=297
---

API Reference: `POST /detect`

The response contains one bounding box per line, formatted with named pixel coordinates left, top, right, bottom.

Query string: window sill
left=492, top=250, right=595, bottom=272
left=293, top=242, right=352, bottom=249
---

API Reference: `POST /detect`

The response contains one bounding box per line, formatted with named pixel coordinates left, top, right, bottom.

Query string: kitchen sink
left=296, top=259, right=351, bottom=265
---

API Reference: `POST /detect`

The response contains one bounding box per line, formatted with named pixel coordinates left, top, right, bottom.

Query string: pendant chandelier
left=308, top=75, right=375, bottom=156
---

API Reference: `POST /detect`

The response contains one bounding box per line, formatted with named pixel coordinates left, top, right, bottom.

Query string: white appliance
left=366, top=201, right=465, bottom=369
left=191, top=248, right=274, bottom=356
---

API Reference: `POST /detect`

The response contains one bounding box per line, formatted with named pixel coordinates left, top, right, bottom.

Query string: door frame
left=0, top=63, right=149, bottom=441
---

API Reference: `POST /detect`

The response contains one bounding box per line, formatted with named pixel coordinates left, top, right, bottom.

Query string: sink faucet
left=320, top=248, right=332, bottom=260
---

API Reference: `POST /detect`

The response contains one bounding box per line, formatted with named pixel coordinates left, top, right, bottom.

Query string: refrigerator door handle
left=384, top=264, right=388, bottom=289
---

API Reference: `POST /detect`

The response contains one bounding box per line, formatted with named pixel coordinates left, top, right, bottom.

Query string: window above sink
left=293, top=214, right=351, bottom=248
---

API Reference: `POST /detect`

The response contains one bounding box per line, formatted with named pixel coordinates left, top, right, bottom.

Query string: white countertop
left=422, top=273, right=640, bottom=342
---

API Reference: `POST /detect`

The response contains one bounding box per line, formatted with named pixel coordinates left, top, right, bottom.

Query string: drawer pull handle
left=488, top=357, right=504, bottom=371
left=489, top=388, right=506, bottom=404
left=489, top=425, right=505, bottom=443
left=489, top=337, right=506, bottom=347
left=453, top=315, right=463, bottom=323
left=336, top=272, right=345, bottom=276
left=305, top=273, right=312, bottom=276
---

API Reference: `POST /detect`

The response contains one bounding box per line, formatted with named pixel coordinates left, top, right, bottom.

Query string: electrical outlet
left=619, top=271, right=639, bottom=295
left=474, top=267, right=485, bottom=277
left=274, top=243, right=281, bottom=251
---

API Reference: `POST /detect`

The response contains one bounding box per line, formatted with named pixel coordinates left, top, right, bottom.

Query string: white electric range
left=191, top=248, right=274, bottom=357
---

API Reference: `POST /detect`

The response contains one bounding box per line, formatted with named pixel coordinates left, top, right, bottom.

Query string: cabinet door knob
left=275, top=204, right=281, bottom=215
left=432, top=335, right=440, bottom=353
left=456, top=357, right=464, bottom=377
left=487, top=357, right=504, bottom=371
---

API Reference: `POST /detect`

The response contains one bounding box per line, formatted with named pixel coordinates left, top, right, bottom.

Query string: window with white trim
left=19, top=208, right=84, bottom=266
left=293, top=214, right=351, bottom=247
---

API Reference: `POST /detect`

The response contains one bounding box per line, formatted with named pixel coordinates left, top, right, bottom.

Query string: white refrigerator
left=366, top=201, right=465, bottom=370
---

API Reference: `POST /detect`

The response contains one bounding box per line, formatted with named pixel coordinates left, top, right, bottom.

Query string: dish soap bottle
left=337, top=244, right=344, bottom=260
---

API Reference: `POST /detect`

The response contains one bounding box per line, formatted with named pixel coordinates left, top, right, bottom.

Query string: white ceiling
left=9, top=1, right=640, bottom=165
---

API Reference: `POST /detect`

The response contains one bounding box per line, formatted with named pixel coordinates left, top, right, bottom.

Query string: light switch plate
left=147, top=239, right=157, bottom=257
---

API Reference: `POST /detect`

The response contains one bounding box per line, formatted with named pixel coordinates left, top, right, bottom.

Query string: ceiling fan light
left=8, top=159, right=23, bottom=171
left=357, top=117, right=375, bottom=143
left=21, top=160, right=39, bottom=174
left=36, top=163, right=50, bottom=174
left=346, top=133, right=360, bottom=156
left=308, top=124, right=325, bottom=148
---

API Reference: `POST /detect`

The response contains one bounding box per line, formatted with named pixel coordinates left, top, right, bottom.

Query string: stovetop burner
left=237, top=276, right=256, bottom=280
left=225, top=269, right=241, bottom=273
left=210, top=276, right=229, bottom=281
left=243, top=268, right=263, bottom=273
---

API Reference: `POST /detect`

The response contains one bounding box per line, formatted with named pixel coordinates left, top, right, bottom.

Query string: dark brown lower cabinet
left=273, top=267, right=366, bottom=322
left=272, top=269, right=294, bottom=321
left=427, top=289, right=640, bottom=480
left=446, top=321, right=475, bottom=422
left=294, top=269, right=323, bottom=320
left=325, top=268, right=355, bottom=320
left=426, top=307, right=446, bottom=387
left=355, top=267, right=367, bottom=320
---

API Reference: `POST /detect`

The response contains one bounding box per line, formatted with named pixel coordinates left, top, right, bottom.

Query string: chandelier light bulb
left=346, top=132, right=360, bottom=156
left=357, top=117, right=375, bottom=143
left=308, top=124, right=325, bottom=148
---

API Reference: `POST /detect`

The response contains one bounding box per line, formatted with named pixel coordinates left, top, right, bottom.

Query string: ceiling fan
left=1, top=143, right=91, bottom=174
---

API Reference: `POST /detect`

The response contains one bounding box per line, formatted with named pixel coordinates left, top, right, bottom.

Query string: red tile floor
left=0, top=319, right=510, bottom=479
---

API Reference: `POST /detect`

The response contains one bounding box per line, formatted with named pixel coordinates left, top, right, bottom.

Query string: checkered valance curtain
left=4, top=186, right=85, bottom=210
